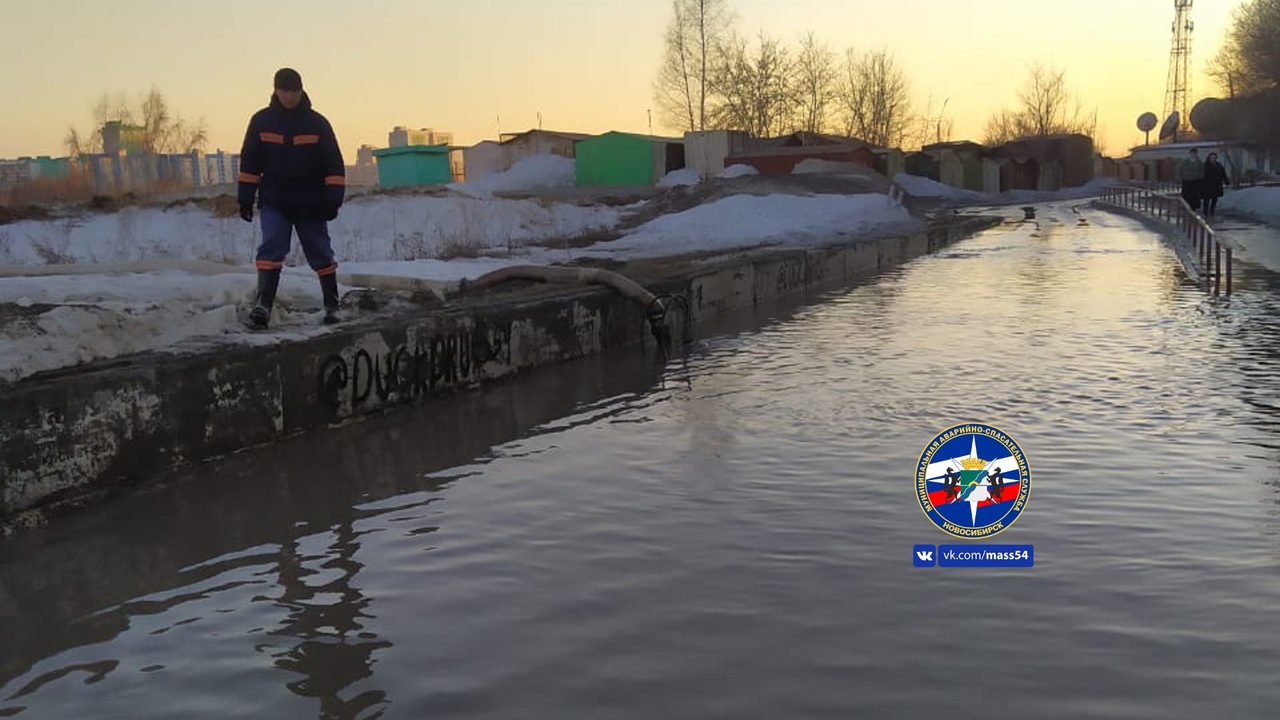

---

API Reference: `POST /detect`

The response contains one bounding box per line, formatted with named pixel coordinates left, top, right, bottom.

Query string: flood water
left=3, top=201, right=1280, bottom=719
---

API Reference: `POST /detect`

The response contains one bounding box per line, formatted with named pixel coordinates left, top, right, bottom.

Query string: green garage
left=575, top=131, right=686, bottom=187
left=373, top=145, right=453, bottom=188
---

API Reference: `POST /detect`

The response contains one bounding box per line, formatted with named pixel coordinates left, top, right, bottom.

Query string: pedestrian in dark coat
left=1200, top=152, right=1231, bottom=217
left=237, top=67, right=346, bottom=329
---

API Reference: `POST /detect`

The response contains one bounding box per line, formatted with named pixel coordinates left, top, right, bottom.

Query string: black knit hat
left=273, top=68, right=303, bottom=91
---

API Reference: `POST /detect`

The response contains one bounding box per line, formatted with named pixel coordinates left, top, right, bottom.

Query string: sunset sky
left=1, top=0, right=1237, bottom=161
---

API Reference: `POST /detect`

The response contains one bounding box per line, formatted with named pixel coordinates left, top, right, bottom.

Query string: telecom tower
left=1164, top=0, right=1194, bottom=136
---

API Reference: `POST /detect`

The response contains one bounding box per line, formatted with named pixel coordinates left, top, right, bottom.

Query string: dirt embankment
left=0, top=191, right=248, bottom=225
left=0, top=205, right=51, bottom=224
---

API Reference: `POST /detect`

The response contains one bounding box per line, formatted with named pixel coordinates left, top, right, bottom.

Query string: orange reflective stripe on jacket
left=238, top=172, right=260, bottom=184
left=324, top=175, right=346, bottom=186
left=293, top=134, right=320, bottom=145
left=259, top=132, right=285, bottom=144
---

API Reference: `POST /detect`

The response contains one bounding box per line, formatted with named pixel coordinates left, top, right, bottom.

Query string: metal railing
left=1097, top=185, right=1234, bottom=296
left=1120, top=179, right=1183, bottom=195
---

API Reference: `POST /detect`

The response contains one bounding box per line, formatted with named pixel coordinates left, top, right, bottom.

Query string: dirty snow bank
left=577, top=192, right=920, bottom=259
left=893, top=173, right=1116, bottom=204
left=1218, top=186, right=1280, bottom=225
left=893, top=173, right=989, bottom=202
left=719, top=164, right=759, bottom=178
left=0, top=192, right=621, bottom=266
left=657, top=168, right=702, bottom=188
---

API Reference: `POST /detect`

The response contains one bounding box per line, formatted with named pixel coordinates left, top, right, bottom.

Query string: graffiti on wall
left=775, top=258, right=806, bottom=295
left=317, top=325, right=508, bottom=411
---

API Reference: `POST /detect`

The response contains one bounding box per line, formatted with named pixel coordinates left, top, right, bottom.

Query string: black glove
left=322, top=184, right=343, bottom=222
left=239, top=203, right=253, bottom=223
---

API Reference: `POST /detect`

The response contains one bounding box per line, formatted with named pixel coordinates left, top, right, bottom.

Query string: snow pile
left=657, top=167, right=701, bottom=188
left=719, top=164, right=759, bottom=179
left=332, top=194, right=617, bottom=260
left=577, top=193, right=920, bottom=259
left=0, top=267, right=358, bottom=383
left=450, top=154, right=577, bottom=198
left=1000, top=176, right=1116, bottom=203
left=1218, top=186, right=1280, bottom=225
left=891, top=173, right=1116, bottom=205
left=0, top=193, right=621, bottom=266
left=893, top=173, right=989, bottom=202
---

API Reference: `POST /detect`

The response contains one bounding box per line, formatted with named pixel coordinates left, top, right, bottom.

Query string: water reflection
left=269, top=519, right=391, bottom=719
left=3, top=202, right=1280, bottom=718
left=0, top=348, right=667, bottom=717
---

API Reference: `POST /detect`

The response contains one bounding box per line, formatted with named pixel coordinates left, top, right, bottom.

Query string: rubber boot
left=319, top=273, right=340, bottom=325
left=246, top=268, right=281, bottom=330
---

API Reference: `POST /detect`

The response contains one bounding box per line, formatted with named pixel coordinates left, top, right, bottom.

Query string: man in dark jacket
left=237, top=67, right=346, bottom=329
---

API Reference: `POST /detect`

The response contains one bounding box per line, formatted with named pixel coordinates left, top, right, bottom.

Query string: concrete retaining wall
left=0, top=216, right=999, bottom=527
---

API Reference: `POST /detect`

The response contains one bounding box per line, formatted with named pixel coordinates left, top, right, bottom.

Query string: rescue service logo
left=916, top=423, right=1031, bottom=539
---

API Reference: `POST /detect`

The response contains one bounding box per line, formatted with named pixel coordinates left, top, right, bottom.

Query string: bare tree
left=908, top=95, right=954, bottom=148
left=653, top=1, right=697, bottom=131
left=652, top=0, right=736, bottom=132
left=983, top=64, right=1096, bottom=145
left=835, top=48, right=913, bottom=147
left=137, top=88, right=207, bottom=154
left=709, top=30, right=796, bottom=137
left=64, top=85, right=209, bottom=157
left=982, top=108, right=1026, bottom=147
left=64, top=126, right=98, bottom=157
left=64, top=92, right=131, bottom=155
left=1208, top=0, right=1280, bottom=97
left=791, top=31, right=837, bottom=133
left=1208, top=44, right=1254, bottom=98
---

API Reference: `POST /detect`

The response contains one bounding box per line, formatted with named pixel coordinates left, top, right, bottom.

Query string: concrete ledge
left=0, top=215, right=999, bottom=528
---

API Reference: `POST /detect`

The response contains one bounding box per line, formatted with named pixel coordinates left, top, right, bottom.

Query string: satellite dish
left=1137, top=111, right=1158, bottom=146
left=1189, top=98, right=1226, bottom=137
left=1158, top=111, right=1180, bottom=142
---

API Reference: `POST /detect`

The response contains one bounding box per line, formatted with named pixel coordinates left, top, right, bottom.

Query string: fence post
left=1214, top=241, right=1222, bottom=296
left=1226, top=247, right=1233, bottom=295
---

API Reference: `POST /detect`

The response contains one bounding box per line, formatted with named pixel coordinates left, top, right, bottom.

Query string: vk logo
left=913, top=544, right=936, bottom=567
